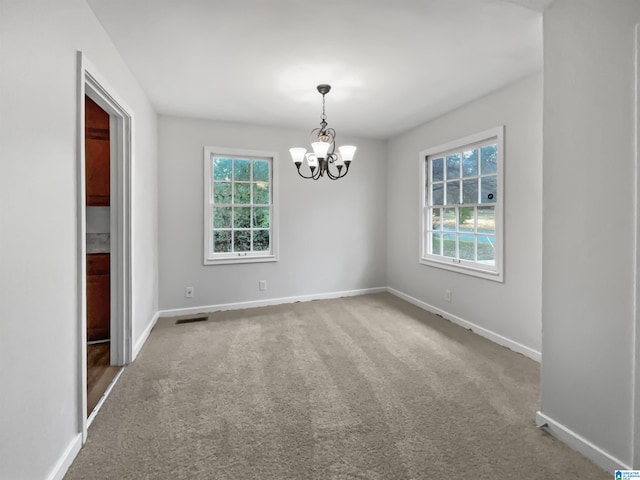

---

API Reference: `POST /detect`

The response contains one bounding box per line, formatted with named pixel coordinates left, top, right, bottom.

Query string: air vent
left=175, top=316, right=208, bottom=325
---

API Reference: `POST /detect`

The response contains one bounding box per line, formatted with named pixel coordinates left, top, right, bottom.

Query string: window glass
left=432, top=157, right=444, bottom=181
left=432, top=183, right=444, bottom=205
left=462, top=149, right=478, bottom=177
left=481, top=144, right=497, bottom=174
left=446, top=181, right=460, bottom=205
left=446, top=154, right=460, bottom=179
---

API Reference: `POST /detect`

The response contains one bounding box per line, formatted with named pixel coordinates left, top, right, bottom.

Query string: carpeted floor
left=65, top=293, right=609, bottom=479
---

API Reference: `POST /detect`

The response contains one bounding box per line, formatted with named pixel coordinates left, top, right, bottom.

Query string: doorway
left=85, top=95, right=119, bottom=415
left=77, top=52, right=133, bottom=441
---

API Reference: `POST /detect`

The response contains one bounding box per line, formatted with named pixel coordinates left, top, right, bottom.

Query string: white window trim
left=203, top=146, right=279, bottom=265
left=419, top=126, right=504, bottom=282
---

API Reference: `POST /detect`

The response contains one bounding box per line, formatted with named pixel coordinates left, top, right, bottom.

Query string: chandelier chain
left=320, top=94, right=327, bottom=125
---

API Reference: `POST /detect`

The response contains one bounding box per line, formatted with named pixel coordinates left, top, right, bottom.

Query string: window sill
left=204, top=254, right=278, bottom=266
left=419, top=257, right=503, bottom=282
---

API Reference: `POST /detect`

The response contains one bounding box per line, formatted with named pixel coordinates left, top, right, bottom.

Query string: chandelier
left=289, top=84, right=356, bottom=180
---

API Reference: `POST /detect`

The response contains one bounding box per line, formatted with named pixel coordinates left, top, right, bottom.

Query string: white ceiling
left=86, top=0, right=548, bottom=139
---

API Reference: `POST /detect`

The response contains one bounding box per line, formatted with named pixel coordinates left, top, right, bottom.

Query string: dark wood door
left=85, top=96, right=110, bottom=206
left=86, top=253, right=110, bottom=341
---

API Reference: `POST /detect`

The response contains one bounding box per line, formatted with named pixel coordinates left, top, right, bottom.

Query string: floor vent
left=175, top=316, right=208, bottom=325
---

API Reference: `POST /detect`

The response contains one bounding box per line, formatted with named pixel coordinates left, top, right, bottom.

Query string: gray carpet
left=65, top=293, right=608, bottom=479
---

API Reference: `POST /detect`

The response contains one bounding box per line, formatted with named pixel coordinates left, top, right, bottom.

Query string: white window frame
left=203, top=146, right=278, bottom=265
left=419, top=126, right=504, bottom=282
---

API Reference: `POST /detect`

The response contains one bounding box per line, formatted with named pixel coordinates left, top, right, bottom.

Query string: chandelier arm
left=325, top=158, right=344, bottom=180
left=295, top=164, right=320, bottom=180
left=332, top=162, right=350, bottom=180
left=325, top=168, right=339, bottom=180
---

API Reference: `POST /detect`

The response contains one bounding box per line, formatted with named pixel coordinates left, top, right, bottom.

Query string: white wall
left=541, top=0, right=640, bottom=469
left=386, top=73, right=543, bottom=357
left=0, top=1, right=158, bottom=478
left=158, top=116, right=387, bottom=311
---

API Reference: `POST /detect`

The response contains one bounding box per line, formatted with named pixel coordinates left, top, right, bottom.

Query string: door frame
left=76, top=51, right=133, bottom=442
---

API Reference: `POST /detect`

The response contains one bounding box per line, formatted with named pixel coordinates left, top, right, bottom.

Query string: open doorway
left=85, top=95, right=119, bottom=415
left=77, top=52, right=133, bottom=440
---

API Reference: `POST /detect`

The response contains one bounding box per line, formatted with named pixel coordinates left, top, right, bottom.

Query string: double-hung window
left=204, top=146, right=278, bottom=265
left=420, top=126, right=504, bottom=281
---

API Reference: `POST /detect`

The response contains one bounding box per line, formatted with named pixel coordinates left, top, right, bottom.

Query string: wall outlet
left=445, top=289, right=452, bottom=302
left=185, top=286, right=194, bottom=298
left=259, top=280, right=267, bottom=291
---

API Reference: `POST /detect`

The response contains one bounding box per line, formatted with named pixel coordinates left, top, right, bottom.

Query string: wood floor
left=87, top=342, right=120, bottom=415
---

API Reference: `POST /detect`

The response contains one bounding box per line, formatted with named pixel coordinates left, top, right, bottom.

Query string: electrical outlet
left=445, top=289, right=452, bottom=302
left=259, top=280, right=267, bottom=291
left=185, top=287, right=194, bottom=298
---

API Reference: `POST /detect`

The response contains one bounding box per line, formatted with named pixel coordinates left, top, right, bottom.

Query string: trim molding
left=157, top=287, right=388, bottom=318
left=633, top=22, right=640, bottom=468
left=387, top=287, right=541, bottom=362
left=133, top=311, right=160, bottom=360
left=536, top=411, right=630, bottom=473
left=46, top=434, right=82, bottom=480
left=77, top=51, right=134, bottom=443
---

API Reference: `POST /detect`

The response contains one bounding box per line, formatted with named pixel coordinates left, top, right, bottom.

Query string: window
left=420, top=127, right=503, bottom=281
left=204, top=146, right=278, bottom=265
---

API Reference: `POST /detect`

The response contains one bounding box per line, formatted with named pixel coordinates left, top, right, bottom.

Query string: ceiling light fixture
left=289, top=84, right=356, bottom=180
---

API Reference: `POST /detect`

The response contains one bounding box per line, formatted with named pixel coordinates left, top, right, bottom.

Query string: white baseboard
left=157, top=287, right=387, bottom=318
left=536, top=411, right=630, bottom=473
left=46, top=433, right=82, bottom=480
left=132, top=311, right=160, bottom=360
left=386, top=287, right=541, bottom=362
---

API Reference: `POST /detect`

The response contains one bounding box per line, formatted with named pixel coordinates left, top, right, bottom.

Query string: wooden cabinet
left=86, top=253, right=110, bottom=342
left=85, top=96, right=110, bottom=206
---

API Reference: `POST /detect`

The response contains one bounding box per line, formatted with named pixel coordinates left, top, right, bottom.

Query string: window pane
left=432, top=182, right=444, bottom=205
left=481, top=175, right=497, bottom=203
left=459, top=234, right=475, bottom=261
left=234, top=207, right=251, bottom=228
left=213, top=231, right=231, bottom=252
left=431, top=232, right=441, bottom=255
left=253, top=160, right=269, bottom=182
left=234, top=159, right=251, bottom=181
left=213, top=158, right=232, bottom=181
left=446, top=154, right=460, bottom=179
left=432, top=157, right=444, bottom=182
left=477, top=206, right=495, bottom=233
left=446, top=181, right=460, bottom=205
left=431, top=208, right=441, bottom=230
left=253, top=182, right=270, bottom=205
left=462, top=149, right=478, bottom=177
left=213, top=182, right=231, bottom=204
left=254, top=230, right=270, bottom=251
left=462, top=178, right=478, bottom=204
left=478, top=235, right=496, bottom=264
left=443, top=233, right=456, bottom=258
left=481, top=144, right=497, bottom=174
left=213, top=207, right=231, bottom=228
left=459, top=207, right=475, bottom=232
left=253, top=207, right=270, bottom=228
left=234, top=231, right=251, bottom=252
left=443, top=208, right=456, bottom=231
left=234, top=183, right=251, bottom=204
